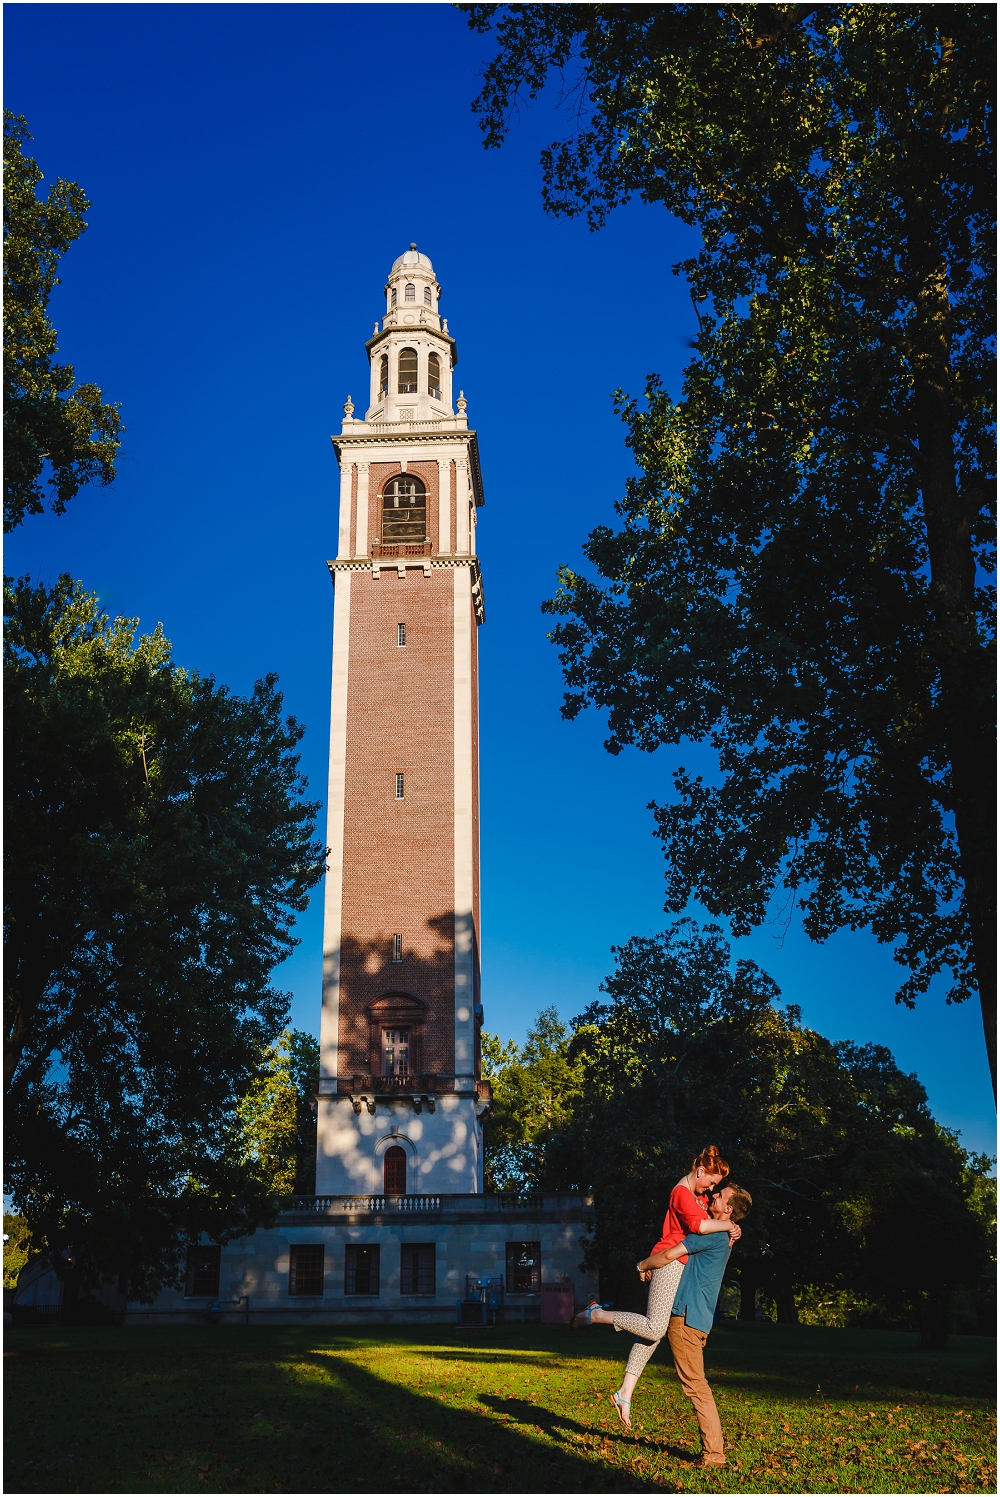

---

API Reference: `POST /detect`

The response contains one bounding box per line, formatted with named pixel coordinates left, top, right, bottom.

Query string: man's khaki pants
left=667, top=1314, right=725, bottom=1464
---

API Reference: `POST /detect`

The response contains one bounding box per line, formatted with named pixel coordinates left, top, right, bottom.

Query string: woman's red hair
left=692, top=1145, right=730, bottom=1179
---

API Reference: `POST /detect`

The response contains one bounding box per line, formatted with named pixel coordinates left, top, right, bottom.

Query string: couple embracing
left=573, top=1145, right=751, bottom=1468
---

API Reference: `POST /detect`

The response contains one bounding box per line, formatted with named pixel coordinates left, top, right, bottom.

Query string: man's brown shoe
left=692, top=1456, right=726, bottom=1469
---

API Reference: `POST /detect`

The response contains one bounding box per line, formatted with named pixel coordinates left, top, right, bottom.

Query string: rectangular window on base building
left=400, top=1244, right=435, bottom=1295
left=185, top=1246, right=221, bottom=1297
left=505, top=1242, right=541, bottom=1294
left=345, top=1244, right=380, bottom=1296
left=289, top=1244, right=324, bottom=1296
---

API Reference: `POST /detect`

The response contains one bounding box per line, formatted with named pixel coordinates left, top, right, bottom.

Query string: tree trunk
left=775, top=1284, right=799, bottom=1324
left=911, top=257, right=997, bottom=1099
left=739, top=1271, right=758, bottom=1320
left=917, top=1288, right=953, bottom=1350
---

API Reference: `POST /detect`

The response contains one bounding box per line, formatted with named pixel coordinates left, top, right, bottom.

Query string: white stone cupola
left=360, top=244, right=460, bottom=425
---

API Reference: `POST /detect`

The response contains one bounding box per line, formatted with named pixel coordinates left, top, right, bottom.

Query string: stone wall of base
left=124, top=1196, right=597, bottom=1328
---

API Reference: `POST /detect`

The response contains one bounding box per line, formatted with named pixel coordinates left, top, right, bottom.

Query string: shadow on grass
left=5, top=1328, right=663, bottom=1495
left=477, top=1393, right=693, bottom=1463
left=4, top=1323, right=994, bottom=1495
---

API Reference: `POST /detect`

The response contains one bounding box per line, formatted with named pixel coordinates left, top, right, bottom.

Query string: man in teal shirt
left=639, top=1182, right=752, bottom=1468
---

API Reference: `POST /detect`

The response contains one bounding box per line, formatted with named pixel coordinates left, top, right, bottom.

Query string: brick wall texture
left=335, top=455, right=482, bottom=1082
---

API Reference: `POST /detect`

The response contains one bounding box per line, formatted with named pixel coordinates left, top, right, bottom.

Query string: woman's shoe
left=570, top=1299, right=600, bottom=1329
left=611, top=1389, right=632, bottom=1429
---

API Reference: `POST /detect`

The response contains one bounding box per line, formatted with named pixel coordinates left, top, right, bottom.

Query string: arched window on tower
left=427, top=352, right=441, bottom=401
left=397, top=347, right=418, bottom=393
left=404, top=283, right=416, bottom=302
left=382, top=475, right=426, bottom=542
left=390, top=287, right=397, bottom=307
left=423, top=286, right=432, bottom=306
left=379, top=354, right=389, bottom=399
left=383, top=1145, right=407, bottom=1195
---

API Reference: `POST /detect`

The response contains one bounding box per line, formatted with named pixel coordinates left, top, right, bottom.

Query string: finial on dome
left=409, top=242, right=417, bottom=250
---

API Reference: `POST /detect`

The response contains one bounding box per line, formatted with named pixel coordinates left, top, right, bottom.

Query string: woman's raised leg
left=610, top=1261, right=685, bottom=1424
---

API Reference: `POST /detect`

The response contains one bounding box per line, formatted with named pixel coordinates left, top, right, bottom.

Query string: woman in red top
left=572, top=1146, right=740, bottom=1428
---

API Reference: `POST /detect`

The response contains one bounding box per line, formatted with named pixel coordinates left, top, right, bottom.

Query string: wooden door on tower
left=384, top=1145, right=407, bottom=1194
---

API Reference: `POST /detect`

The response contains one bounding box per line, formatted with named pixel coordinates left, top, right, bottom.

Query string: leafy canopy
left=3, top=1213, right=31, bottom=1290
left=482, top=1007, right=584, bottom=1191
left=3, top=575, right=326, bottom=1299
left=462, top=3, right=996, bottom=1089
left=3, top=111, right=123, bottom=531
left=486, top=920, right=994, bottom=1342
left=236, top=1029, right=320, bottom=1198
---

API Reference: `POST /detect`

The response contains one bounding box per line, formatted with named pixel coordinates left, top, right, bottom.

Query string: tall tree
left=236, top=1029, right=320, bottom=1197
left=482, top=1008, right=584, bottom=1191
left=4, top=575, right=326, bottom=1299
left=545, top=919, right=992, bottom=1346
left=462, top=5, right=997, bottom=1091
left=4, top=111, right=122, bottom=531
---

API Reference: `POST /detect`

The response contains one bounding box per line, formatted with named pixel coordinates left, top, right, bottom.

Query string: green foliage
left=3, top=575, right=326, bottom=1300
left=236, top=1029, right=320, bottom=1197
left=3, top=1212, right=31, bottom=1289
left=3, top=112, right=122, bottom=531
left=493, top=921, right=993, bottom=1343
left=481, top=1007, right=584, bottom=1191
left=791, top=1285, right=891, bottom=1330
left=463, top=4, right=996, bottom=1085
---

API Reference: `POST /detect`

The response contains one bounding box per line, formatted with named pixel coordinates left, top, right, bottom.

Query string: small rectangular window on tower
left=397, top=623, right=406, bottom=647
left=392, top=933, right=402, bottom=963
left=395, top=773, right=404, bottom=799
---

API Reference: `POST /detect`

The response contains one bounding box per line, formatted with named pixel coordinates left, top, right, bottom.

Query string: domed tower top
left=352, top=244, right=463, bottom=427
left=383, top=243, right=441, bottom=320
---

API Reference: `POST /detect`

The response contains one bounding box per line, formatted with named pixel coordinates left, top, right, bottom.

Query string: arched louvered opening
left=384, top=1145, right=407, bottom=1195
left=397, top=347, right=418, bottom=393
left=427, top=352, right=441, bottom=401
left=404, top=283, right=416, bottom=302
left=423, top=286, right=432, bottom=305
left=382, top=475, right=426, bottom=542
left=379, top=353, right=388, bottom=399
left=390, top=287, right=397, bottom=307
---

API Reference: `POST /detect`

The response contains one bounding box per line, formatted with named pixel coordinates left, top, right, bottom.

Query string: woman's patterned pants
left=612, top=1259, right=686, bottom=1381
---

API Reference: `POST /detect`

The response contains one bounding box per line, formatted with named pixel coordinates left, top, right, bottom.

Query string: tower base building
left=119, top=248, right=595, bottom=1327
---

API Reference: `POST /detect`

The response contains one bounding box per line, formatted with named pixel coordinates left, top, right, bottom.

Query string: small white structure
left=126, top=1195, right=593, bottom=1326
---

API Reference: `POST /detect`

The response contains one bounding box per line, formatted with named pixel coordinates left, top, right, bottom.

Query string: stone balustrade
left=279, top=1192, right=587, bottom=1218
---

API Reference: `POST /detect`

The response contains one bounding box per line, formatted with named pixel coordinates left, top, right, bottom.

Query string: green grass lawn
left=4, top=1320, right=995, bottom=1494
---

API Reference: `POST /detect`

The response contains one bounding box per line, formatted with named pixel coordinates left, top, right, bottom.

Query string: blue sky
left=5, top=2, right=994, bottom=1157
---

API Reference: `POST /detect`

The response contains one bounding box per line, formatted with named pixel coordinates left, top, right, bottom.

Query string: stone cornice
left=327, top=555, right=481, bottom=572
left=331, top=428, right=485, bottom=508
left=365, top=324, right=458, bottom=365
left=327, top=555, right=485, bottom=624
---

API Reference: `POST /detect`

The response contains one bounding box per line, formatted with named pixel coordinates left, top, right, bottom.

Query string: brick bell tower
left=315, top=245, right=487, bottom=1197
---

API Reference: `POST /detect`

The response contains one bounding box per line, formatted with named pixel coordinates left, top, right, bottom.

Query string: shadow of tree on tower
left=333, top=913, right=478, bottom=1083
